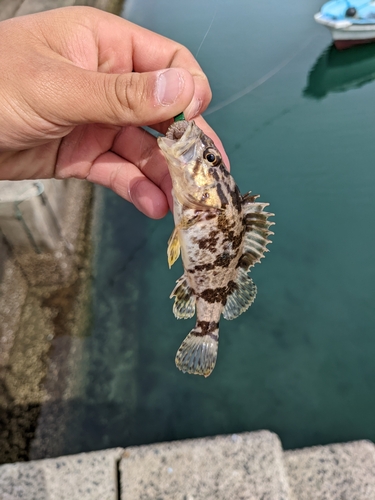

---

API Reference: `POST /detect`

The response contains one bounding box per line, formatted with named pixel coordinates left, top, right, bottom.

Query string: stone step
left=119, top=430, right=292, bottom=500
left=1, top=432, right=375, bottom=499
left=0, top=448, right=123, bottom=500
left=284, top=439, right=375, bottom=500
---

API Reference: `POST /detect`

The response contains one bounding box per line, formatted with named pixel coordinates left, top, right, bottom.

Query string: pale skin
left=0, top=6, right=229, bottom=219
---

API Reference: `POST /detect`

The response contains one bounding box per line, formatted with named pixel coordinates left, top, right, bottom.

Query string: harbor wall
left=0, top=0, right=123, bottom=464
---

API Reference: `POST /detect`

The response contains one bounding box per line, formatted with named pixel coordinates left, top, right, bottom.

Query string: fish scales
left=158, top=120, right=274, bottom=377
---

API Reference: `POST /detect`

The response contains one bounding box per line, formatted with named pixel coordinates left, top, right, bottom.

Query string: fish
left=157, top=120, right=274, bottom=377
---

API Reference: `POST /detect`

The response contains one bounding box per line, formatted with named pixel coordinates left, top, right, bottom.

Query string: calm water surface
left=34, top=0, right=375, bottom=456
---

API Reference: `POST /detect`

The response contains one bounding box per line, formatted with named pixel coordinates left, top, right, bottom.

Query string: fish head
left=158, top=120, right=226, bottom=210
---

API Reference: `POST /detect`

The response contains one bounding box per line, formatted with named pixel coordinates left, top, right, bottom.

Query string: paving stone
left=284, top=440, right=375, bottom=500
left=0, top=448, right=123, bottom=500
left=120, top=430, right=291, bottom=500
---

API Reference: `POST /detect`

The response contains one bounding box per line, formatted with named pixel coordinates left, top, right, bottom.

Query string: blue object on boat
left=320, top=0, right=375, bottom=24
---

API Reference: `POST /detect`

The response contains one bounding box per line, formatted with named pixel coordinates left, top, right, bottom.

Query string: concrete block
left=0, top=448, right=123, bottom=500
left=120, top=430, right=291, bottom=500
left=284, top=440, right=375, bottom=500
left=0, top=239, right=28, bottom=370
left=0, top=180, right=69, bottom=253
left=0, top=179, right=92, bottom=286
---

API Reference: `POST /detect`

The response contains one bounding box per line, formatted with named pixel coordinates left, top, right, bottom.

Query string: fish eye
left=203, top=148, right=221, bottom=166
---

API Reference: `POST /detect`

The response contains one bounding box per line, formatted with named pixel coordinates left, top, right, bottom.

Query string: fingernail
left=156, top=69, right=184, bottom=106
left=185, top=98, right=202, bottom=120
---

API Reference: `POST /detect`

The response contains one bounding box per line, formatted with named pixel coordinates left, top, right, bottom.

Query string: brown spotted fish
left=157, top=120, right=274, bottom=377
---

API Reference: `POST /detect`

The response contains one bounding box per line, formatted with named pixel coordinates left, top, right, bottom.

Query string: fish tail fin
left=175, top=322, right=219, bottom=377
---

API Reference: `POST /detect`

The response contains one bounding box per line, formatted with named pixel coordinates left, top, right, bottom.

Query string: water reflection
left=30, top=0, right=375, bottom=458
left=304, top=43, right=375, bottom=99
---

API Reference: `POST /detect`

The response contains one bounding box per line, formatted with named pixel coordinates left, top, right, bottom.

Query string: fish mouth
left=166, top=120, right=190, bottom=141
left=158, top=120, right=200, bottom=163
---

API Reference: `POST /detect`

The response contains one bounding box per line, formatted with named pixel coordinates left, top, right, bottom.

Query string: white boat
left=315, top=0, right=375, bottom=49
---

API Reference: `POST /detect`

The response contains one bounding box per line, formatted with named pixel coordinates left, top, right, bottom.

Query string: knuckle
left=111, top=73, right=149, bottom=121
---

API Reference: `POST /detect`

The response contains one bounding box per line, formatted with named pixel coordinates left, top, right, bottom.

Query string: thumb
left=40, top=65, right=196, bottom=127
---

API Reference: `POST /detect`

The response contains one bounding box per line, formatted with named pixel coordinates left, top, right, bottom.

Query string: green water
left=35, top=0, right=375, bottom=456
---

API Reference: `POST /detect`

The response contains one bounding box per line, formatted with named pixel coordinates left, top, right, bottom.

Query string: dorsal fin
left=222, top=192, right=273, bottom=321
left=238, top=191, right=274, bottom=271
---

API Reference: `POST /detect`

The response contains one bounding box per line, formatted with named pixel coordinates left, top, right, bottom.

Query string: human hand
left=0, top=6, right=228, bottom=218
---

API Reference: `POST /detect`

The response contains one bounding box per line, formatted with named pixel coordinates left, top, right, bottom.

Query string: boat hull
left=315, top=12, right=375, bottom=49
left=333, top=37, right=375, bottom=49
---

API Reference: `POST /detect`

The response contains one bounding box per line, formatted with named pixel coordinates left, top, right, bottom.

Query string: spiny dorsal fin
left=223, top=268, right=257, bottom=320
left=238, top=191, right=274, bottom=271
left=170, top=275, right=196, bottom=319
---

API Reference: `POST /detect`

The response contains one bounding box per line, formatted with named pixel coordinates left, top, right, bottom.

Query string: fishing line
left=204, top=34, right=318, bottom=116
left=173, top=0, right=219, bottom=123
left=195, top=0, right=219, bottom=59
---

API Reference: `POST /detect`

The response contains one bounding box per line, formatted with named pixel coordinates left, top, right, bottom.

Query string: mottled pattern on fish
left=158, top=120, right=274, bottom=377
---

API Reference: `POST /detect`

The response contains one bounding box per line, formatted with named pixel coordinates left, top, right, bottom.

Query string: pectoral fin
left=168, top=214, right=208, bottom=268
left=167, top=227, right=181, bottom=268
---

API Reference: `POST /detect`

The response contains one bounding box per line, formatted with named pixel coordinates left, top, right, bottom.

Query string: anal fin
left=223, top=268, right=257, bottom=320
left=170, top=275, right=196, bottom=319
